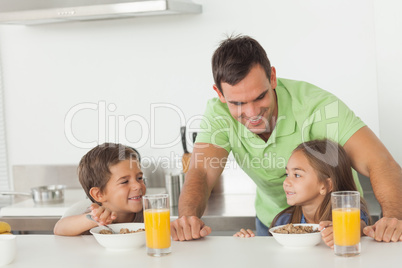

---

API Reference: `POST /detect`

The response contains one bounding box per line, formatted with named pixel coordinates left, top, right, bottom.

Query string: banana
left=0, top=221, right=11, bottom=234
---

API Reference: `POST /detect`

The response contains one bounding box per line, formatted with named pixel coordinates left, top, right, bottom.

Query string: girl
left=234, top=139, right=371, bottom=248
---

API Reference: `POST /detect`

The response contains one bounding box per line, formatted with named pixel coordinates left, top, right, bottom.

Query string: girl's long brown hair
left=271, top=139, right=371, bottom=227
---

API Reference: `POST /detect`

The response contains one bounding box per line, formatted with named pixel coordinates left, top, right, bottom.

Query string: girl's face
left=99, top=159, right=146, bottom=215
left=284, top=151, right=326, bottom=208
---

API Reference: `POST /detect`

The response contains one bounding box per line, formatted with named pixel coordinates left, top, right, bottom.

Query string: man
left=171, top=35, right=402, bottom=242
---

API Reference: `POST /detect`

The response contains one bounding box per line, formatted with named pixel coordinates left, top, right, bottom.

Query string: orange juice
left=332, top=208, right=360, bottom=246
left=144, top=208, right=171, bottom=249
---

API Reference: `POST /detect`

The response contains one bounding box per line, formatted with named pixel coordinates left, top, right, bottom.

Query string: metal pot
left=0, top=185, right=66, bottom=204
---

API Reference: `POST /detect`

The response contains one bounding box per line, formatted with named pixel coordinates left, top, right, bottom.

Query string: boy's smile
left=99, top=159, right=146, bottom=219
left=128, top=195, right=143, bottom=202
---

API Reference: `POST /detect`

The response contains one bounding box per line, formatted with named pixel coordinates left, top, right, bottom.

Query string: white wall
left=373, top=0, right=402, bottom=164
left=1, top=0, right=398, bottom=184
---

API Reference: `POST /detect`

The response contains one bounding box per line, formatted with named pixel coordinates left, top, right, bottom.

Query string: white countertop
left=0, top=189, right=87, bottom=217
left=4, top=235, right=401, bottom=268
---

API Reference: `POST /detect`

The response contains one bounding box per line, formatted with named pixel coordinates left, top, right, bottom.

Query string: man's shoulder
left=278, top=78, right=336, bottom=99
left=205, top=97, right=222, bottom=107
left=277, top=78, right=339, bottom=111
left=204, top=97, right=232, bottom=116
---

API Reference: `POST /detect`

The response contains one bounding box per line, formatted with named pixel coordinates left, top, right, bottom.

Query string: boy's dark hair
left=271, top=139, right=371, bottom=227
left=212, top=34, right=272, bottom=94
left=78, top=143, right=140, bottom=204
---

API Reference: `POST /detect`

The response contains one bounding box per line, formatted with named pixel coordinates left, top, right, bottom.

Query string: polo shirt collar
left=274, top=85, right=296, bottom=138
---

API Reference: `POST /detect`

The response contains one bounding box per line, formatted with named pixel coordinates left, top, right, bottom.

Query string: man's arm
left=171, top=142, right=229, bottom=241
left=179, top=142, right=229, bottom=217
left=343, top=126, right=402, bottom=218
left=344, top=126, right=402, bottom=242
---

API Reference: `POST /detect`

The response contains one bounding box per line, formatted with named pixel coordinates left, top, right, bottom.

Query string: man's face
left=214, top=65, right=278, bottom=137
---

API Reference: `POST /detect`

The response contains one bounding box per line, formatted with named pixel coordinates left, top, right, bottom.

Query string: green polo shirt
left=196, top=78, right=365, bottom=227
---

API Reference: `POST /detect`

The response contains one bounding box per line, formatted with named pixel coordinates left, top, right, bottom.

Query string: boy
left=54, top=143, right=146, bottom=236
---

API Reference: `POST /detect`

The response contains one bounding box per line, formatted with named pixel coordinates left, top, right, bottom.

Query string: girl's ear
left=89, top=187, right=106, bottom=203
left=320, top=178, right=333, bottom=195
left=325, top=178, right=334, bottom=193
left=327, top=178, right=333, bottom=192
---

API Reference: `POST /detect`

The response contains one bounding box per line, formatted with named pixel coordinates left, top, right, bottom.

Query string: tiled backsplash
left=13, top=165, right=81, bottom=192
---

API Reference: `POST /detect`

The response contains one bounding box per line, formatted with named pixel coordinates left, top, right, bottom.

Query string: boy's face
left=100, top=159, right=146, bottom=215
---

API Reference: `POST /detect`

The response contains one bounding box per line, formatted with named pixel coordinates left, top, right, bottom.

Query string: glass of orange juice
left=331, top=191, right=361, bottom=257
left=143, top=194, right=171, bottom=256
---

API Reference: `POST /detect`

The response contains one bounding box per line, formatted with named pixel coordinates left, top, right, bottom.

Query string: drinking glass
left=331, top=191, right=361, bottom=257
left=143, top=194, right=171, bottom=256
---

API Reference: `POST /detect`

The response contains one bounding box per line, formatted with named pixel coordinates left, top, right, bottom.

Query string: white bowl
left=269, top=224, right=322, bottom=247
left=90, top=223, right=145, bottom=251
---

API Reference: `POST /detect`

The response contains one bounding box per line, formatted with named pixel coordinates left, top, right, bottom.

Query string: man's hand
left=171, top=216, right=211, bottom=241
left=363, top=217, right=402, bottom=242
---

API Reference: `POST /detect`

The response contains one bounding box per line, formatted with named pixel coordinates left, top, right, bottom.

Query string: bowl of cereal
left=269, top=223, right=322, bottom=247
left=90, top=223, right=145, bottom=251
